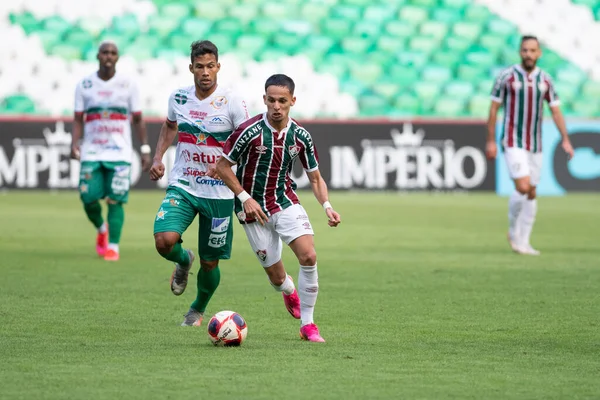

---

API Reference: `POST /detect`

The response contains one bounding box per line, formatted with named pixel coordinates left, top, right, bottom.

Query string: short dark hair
left=190, top=40, right=218, bottom=63
left=521, top=35, right=539, bottom=44
left=265, top=74, right=295, bottom=95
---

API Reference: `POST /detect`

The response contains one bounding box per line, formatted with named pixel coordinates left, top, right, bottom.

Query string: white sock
left=98, top=223, right=107, bottom=234
left=270, top=274, right=295, bottom=295
left=519, top=199, right=537, bottom=246
left=508, top=191, right=526, bottom=241
left=298, top=265, right=318, bottom=327
left=108, top=243, right=119, bottom=252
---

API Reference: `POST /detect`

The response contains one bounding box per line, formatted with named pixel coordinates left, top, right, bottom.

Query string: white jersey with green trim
left=167, top=85, right=249, bottom=199
left=74, top=72, right=141, bottom=163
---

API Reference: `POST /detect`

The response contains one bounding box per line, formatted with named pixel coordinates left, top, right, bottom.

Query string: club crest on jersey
left=210, top=96, right=227, bottom=109
left=175, top=93, right=188, bottom=105
left=511, top=81, right=523, bottom=91
left=538, top=82, right=548, bottom=92
left=288, top=144, right=301, bottom=157
left=255, top=145, right=268, bottom=154
left=196, top=133, right=208, bottom=145
left=82, top=79, right=92, bottom=89
left=102, top=110, right=110, bottom=119
left=256, top=249, right=267, bottom=262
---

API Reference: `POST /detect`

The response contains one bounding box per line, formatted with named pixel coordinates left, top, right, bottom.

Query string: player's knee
left=200, top=260, right=218, bottom=271
left=515, top=181, right=530, bottom=195
left=154, top=234, right=175, bottom=255
left=298, top=250, right=317, bottom=267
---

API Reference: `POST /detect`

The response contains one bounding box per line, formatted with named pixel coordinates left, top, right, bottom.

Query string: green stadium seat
left=208, top=33, right=236, bottom=54
left=434, top=98, right=466, bottom=117
left=554, top=83, right=579, bottom=103
left=228, top=4, right=259, bottom=24
left=372, top=80, right=401, bottom=100
left=396, top=51, right=430, bottom=68
left=363, top=5, right=396, bottom=24
left=350, top=64, right=383, bottom=85
left=359, top=93, right=391, bottom=116
left=452, top=22, right=482, bottom=40
left=353, top=20, right=382, bottom=38
left=180, top=18, right=212, bottom=37
left=444, top=36, right=473, bottom=53
left=42, top=16, right=71, bottom=36
left=413, top=82, right=441, bottom=102
left=262, top=3, right=289, bottom=19
left=384, top=20, right=417, bottom=38
left=168, top=33, right=196, bottom=53
left=465, top=51, right=497, bottom=69
left=213, top=18, right=243, bottom=37
left=282, top=20, right=312, bottom=36
left=457, top=64, right=488, bottom=81
left=111, top=14, right=141, bottom=37
left=556, top=67, right=587, bottom=86
left=160, top=3, right=192, bottom=21
left=1, top=94, right=36, bottom=114
left=63, top=29, right=94, bottom=49
left=341, top=36, right=373, bottom=54
left=51, top=43, right=83, bottom=60
left=410, top=0, right=439, bottom=7
left=300, top=3, right=331, bottom=25
left=147, top=14, right=181, bottom=38
left=431, top=51, right=460, bottom=68
left=306, top=35, right=336, bottom=55
left=9, top=12, right=40, bottom=34
left=478, top=79, right=495, bottom=93
left=408, top=36, right=439, bottom=54
left=194, top=2, right=227, bottom=19
left=463, top=4, right=492, bottom=21
left=420, top=21, right=449, bottom=39
left=398, top=6, right=429, bottom=25
left=155, top=47, right=187, bottom=60
left=421, top=65, right=452, bottom=82
left=389, top=64, right=420, bottom=86
left=272, top=33, right=302, bottom=55
left=431, top=7, right=462, bottom=23
left=77, top=16, right=106, bottom=37
left=340, top=79, right=368, bottom=98
left=571, top=100, right=600, bottom=117
left=445, top=81, right=475, bottom=99
left=581, top=81, right=600, bottom=98
left=479, top=34, right=507, bottom=54
left=487, top=19, right=516, bottom=37
left=439, top=0, right=471, bottom=7
left=236, top=35, right=267, bottom=57
left=35, top=31, right=63, bottom=52
left=468, top=95, right=491, bottom=118
left=394, top=94, right=420, bottom=115
left=377, top=35, right=403, bottom=53
left=331, top=5, right=363, bottom=21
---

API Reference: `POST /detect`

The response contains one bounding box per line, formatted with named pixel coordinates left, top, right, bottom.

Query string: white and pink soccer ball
left=207, top=311, right=248, bottom=346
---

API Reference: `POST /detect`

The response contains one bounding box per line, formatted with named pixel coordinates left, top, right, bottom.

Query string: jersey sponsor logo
left=190, top=110, right=207, bottom=120
left=195, top=177, right=226, bottom=186
left=302, top=222, right=312, bottom=230
left=256, top=249, right=267, bottom=262
left=208, top=232, right=227, bottom=248
left=183, top=152, right=219, bottom=164
left=98, top=91, right=113, bottom=98
left=207, top=117, right=225, bottom=126
left=92, top=138, right=109, bottom=145
left=288, top=144, right=301, bottom=158
left=82, top=79, right=92, bottom=89
left=210, top=96, right=227, bottom=109
left=92, top=125, right=124, bottom=134
left=182, top=150, right=192, bottom=162
left=182, top=167, right=206, bottom=177
left=166, top=192, right=182, bottom=199
left=175, top=93, right=188, bottom=105
left=156, top=207, right=168, bottom=220
left=114, top=165, right=130, bottom=177
left=162, top=198, right=180, bottom=206
left=211, top=216, right=230, bottom=233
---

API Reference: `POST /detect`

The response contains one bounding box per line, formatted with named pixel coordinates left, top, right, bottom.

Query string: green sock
left=84, top=201, right=104, bottom=229
left=107, top=203, right=124, bottom=244
left=162, top=241, right=190, bottom=266
left=191, top=266, right=221, bottom=313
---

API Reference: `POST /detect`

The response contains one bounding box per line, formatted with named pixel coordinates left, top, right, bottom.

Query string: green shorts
left=153, top=186, right=234, bottom=261
left=79, top=161, right=130, bottom=204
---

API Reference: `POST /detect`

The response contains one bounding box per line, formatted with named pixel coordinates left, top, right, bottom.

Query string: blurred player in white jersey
left=71, top=41, right=151, bottom=261
left=149, top=40, right=250, bottom=326
left=486, top=35, right=574, bottom=255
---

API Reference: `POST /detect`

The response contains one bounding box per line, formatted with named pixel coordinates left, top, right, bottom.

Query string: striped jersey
left=491, top=64, right=560, bottom=153
left=74, top=71, right=141, bottom=163
left=222, top=113, right=319, bottom=223
left=167, top=85, right=248, bottom=199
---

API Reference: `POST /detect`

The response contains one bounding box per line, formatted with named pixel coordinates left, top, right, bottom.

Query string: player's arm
left=216, top=156, right=268, bottom=225
left=306, top=169, right=341, bottom=227
left=149, top=119, right=177, bottom=181
left=71, top=83, right=84, bottom=160
left=132, top=112, right=151, bottom=171
left=545, top=80, right=574, bottom=160
left=486, top=72, right=505, bottom=160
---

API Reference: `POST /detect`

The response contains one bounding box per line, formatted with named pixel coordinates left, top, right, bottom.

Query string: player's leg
left=187, top=198, right=235, bottom=326
left=243, top=220, right=300, bottom=319
left=277, top=204, right=324, bottom=342
left=504, top=148, right=532, bottom=251
left=79, top=161, right=108, bottom=256
left=153, top=188, right=197, bottom=298
left=102, top=162, right=132, bottom=261
left=518, top=152, right=543, bottom=255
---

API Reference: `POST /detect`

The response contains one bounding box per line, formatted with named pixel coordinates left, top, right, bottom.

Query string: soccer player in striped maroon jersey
left=486, top=35, right=574, bottom=255
left=216, top=74, right=341, bottom=342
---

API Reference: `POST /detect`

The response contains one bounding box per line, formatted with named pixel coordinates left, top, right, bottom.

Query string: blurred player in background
left=486, top=35, right=574, bottom=255
left=216, top=74, right=341, bottom=342
left=149, top=40, right=249, bottom=326
left=71, top=41, right=151, bottom=261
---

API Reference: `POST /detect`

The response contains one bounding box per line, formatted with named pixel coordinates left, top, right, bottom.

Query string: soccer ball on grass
left=207, top=310, right=248, bottom=346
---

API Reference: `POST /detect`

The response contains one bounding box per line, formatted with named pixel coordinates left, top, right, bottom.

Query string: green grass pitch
left=0, top=191, right=598, bottom=399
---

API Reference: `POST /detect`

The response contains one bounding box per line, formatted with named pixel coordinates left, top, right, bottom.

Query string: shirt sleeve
left=298, top=130, right=319, bottom=172
left=222, top=125, right=251, bottom=164
left=544, top=76, right=560, bottom=107
left=129, top=79, right=142, bottom=114
left=74, top=82, right=84, bottom=113
left=490, top=72, right=506, bottom=104
left=229, top=93, right=250, bottom=129
left=167, top=91, right=177, bottom=122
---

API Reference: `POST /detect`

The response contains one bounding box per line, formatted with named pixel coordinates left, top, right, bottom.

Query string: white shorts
left=242, top=204, right=314, bottom=267
left=503, top=147, right=543, bottom=186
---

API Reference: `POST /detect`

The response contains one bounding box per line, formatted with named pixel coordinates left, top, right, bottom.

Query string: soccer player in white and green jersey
left=149, top=41, right=249, bottom=326
left=216, top=74, right=342, bottom=342
left=486, top=35, right=574, bottom=255
left=71, top=41, right=151, bottom=262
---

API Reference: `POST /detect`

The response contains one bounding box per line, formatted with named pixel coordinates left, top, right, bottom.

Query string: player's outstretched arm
left=149, top=120, right=177, bottom=181
left=132, top=113, right=151, bottom=171
left=216, top=157, right=268, bottom=225
left=550, top=106, right=574, bottom=159
left=306, top=169, right=341, bottom=227
left=71, top=112, right=84, bottom=160
left=485, top=101, right=501, bottom=160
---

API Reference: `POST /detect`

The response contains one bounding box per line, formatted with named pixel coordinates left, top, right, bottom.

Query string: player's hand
left=206, top=163, right=220, bottom=180
left=70, top=145, right=80, bottom=160
left=149, top=159, right=165, bottom=181
left=141, top=154, right=152, bottom=172
left=485, top=140, right=497, bottom=160
left=562, top=139, right=574, bottom=160
left=244, top=198, right=268, bottom=226
left=326, top=208, right=341, bottom=227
